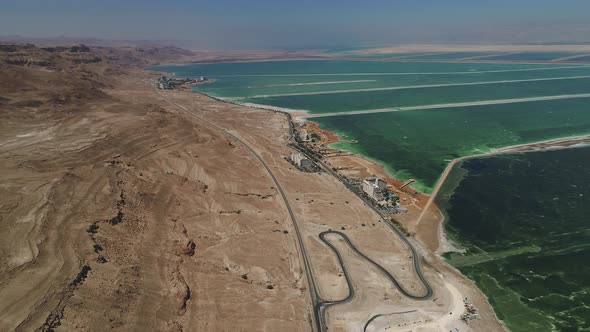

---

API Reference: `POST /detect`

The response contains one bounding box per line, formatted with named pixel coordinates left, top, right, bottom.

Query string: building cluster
left=361, top=177, right=398, bottom=208
left=296, top=124, right=319, bottom=143
left=157, top=75, right=206, bottom=90
left=292, top=123, right=401, bottom=212
left=289, top=152, right=316, bottom=172
left=362, top=177, right=387, bottom=201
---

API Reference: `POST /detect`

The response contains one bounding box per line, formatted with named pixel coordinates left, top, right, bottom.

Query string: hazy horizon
left=2, top=0, right=590, bottom=49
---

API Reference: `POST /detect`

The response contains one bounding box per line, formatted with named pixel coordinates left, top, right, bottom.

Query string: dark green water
left=438, top=147, right=590, bottom=331
left=314, top=98, right=590, bottom=193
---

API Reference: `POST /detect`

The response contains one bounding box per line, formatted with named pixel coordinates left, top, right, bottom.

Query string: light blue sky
left=1, top=0, right=589, bottom=49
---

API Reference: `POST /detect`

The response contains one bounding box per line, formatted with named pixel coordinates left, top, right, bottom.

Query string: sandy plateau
left=1, top=44, right=504, bottom=331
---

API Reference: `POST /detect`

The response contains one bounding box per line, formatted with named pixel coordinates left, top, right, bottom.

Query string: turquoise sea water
left=248, top=76, right=590, bottom=113
left=151, top=60, right=590, bottom=191
left=196, top=66, right=590, bottom=100
left=154, top=61, right=590, bottom=103
left=151, top=59, right=590, bottom=331
left=437, top=147, right=590, bottom=331
left=313, top=98, right=590, bottom=192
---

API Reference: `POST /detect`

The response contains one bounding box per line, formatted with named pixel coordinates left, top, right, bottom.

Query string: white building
left=362, top=177, right=387, bottom=201
left=366, top=177, right=387, bottom=190
left=290, top=153, right=313, bottom=169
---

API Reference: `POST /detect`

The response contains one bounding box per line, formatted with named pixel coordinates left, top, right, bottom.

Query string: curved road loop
left=153, top=85, right=433, bottom=332
left=318, top=231, right=432, bottom=330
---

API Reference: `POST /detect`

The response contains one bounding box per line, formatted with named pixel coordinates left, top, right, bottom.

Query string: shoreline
left=150, top=55, right=590, bottom=68
left=182, top=85, right=590, bottom=255
left=232, top=95, right=513, bottom=331
left=156, top=80, right=511, bottom=331
left=307, top=121, right=427, bottom=192
left=185, top=86, right=590, bottom=245
left=301, top=122, right=590, bottom=332
left=293, top=107, right=590, bottom=253
left=151, top=68, right=590, bottom=331
left=147, top=79, right=505, bottom=331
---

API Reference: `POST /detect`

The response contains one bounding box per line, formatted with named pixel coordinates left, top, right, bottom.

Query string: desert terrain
left=0, top=44, right=505, bottom=331
left=0, top=44, right=309, bottom=331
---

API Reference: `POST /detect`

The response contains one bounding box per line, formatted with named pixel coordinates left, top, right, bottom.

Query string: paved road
left=153, top=87, right=323, bottom=330
left=317, top=231, right=432, bottom=329
left=155, top=85, right=434, bottom=331
left=285, top=115, right=434, bottom=329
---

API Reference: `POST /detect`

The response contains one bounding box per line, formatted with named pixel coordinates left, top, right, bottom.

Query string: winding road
left=317, top=230, right=432, bottom=330
left=153, top=84, right=433, bottom=331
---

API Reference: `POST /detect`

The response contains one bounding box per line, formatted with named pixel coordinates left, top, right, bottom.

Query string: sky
left=1, top=0, right=590, bottom=49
